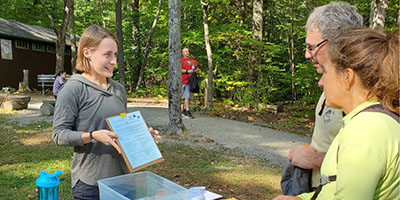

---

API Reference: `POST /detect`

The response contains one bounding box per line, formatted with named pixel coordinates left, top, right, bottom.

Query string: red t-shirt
left=181, top=58, right=197, bottom=85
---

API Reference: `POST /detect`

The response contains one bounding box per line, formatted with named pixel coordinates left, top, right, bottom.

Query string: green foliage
left=135, top=84, right=168, bottom=98
left=294, top=63, right=323, bottom=102
left=0, top=0, right=62, bottom=29
left=0, top=0, right=397, bottom=106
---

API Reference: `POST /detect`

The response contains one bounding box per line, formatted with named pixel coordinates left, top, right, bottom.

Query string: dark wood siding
left=0, top=36, right=72, bottom=90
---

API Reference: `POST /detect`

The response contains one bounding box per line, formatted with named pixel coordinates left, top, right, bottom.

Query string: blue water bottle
left=36, top=170, right=63, bottom=200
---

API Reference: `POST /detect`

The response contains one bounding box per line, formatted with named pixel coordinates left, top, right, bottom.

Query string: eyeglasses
left=306, top=39, right=328, bottom=52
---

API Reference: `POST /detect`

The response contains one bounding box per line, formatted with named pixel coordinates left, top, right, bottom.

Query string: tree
left=135, top=0, right=163, bottom=90
left=248, top=0, right=263, bottom=102
left=200, top=0, right=214, bottom=108
left=40, top=0, right=74, bottom=73
left=369, top=0, right=388, bottom=32
left=167, top=0, right=184, bottom=135
left=398, top=6, right=400, bottom=27
left=0, top=0, right=51, bottom=28
left=288, top=0, right=296, bottom=101
left=98, top=0, right=107, bottom=28
left=116, top=0, right=126, bottom=86
left=130, top=0, right=141, bottom=92
left=237, top=0, right=247, bottom=24
left=69, top=0, right=77, bottom=74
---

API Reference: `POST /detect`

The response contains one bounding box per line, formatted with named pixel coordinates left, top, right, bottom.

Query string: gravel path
left=128, top=106, right=311, bottom=168
left=6, top=96, right=311, bottom=168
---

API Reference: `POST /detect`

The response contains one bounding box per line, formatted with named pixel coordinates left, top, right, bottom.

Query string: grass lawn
left=0, top=112, right=282, bottom=200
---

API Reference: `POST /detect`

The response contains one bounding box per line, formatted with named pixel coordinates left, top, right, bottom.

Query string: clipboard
left=106, top=111, right=164, bottom=173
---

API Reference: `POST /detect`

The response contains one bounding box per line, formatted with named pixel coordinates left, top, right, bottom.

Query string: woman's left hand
left=148, top=127, right=161, bottom=144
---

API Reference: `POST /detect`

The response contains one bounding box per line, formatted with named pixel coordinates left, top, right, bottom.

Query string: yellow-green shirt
left=299, top=101, right=400, bottom=200
left=310, top=93, right=344, bottom=187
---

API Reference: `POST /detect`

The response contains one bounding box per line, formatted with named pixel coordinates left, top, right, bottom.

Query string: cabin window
left=15, top=40, right=29, bottom=50
left=32, top=42, right=45, bottom=52
left=47, top=45, right=56, bottom=54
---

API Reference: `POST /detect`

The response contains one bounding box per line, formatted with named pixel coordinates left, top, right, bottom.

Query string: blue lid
left=36, top=171, right=63, bottom=188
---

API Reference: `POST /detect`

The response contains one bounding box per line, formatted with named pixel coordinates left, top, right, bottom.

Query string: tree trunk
left=237, top=0, right=246, bottom=24
left=135, top=0, right=162, bottom=91
left=203, top=78, right=208, bottom=108
left=289, top=4, right=296, bottom=102
left=183, top=0, right=187, bottom=22
left=19, top=69, right=32, bottom=92
left=40, top=0, right=73, bottom=74
left=98, top=0, right=106, bottom=28
left=167, top=0, right=184, bottom=135
left=200, top=0, right=214, bottom=108
left=251, top=0, right=262, bottom=63
left=116, top=0, right=126, bottom=87
left=398, top=6, right=400, bottom=27
left=130, top=0, right=141, bottom=92
left=249, top=0, right=263, bottom=104
left=69, top=0, right=77, bottom=74
left=369, top=0, right=388, bottom=32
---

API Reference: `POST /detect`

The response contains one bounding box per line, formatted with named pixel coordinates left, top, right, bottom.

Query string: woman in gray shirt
left=52, top=25, right=159, bottom=200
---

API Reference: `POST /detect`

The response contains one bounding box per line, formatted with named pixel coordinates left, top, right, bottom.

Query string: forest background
left=0, top=0, right=398, bottom=134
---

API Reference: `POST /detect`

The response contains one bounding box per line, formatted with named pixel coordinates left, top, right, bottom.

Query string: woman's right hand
left=91, top=130, right=121, bottom=154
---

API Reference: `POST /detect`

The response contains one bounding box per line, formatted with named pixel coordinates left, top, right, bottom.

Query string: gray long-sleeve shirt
left=52, top=74, right=128, bottom=187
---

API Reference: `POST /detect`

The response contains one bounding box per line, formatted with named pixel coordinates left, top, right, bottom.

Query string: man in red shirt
left=181, top=47, right=198, bottom=119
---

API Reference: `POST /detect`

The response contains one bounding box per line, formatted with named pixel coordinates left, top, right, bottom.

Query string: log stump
left=18, top=69, right=32, bottom=92
left=4, top=100, right=28, bottom=112
left=277, top=102, right=284, bottom=113
left=40, top=99, right=56, bottom=116
left=0, top=94, right=31, bottom=103
left=0, top=94, right=31, bottom=112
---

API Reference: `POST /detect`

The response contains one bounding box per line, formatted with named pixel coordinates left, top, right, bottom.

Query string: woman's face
left=318, top=58, right=347, bottom=110
left=85, top=37, right=117, bottom=78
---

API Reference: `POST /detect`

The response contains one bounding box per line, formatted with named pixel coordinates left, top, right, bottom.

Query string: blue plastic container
left=36, top=170, right=63, bottom=200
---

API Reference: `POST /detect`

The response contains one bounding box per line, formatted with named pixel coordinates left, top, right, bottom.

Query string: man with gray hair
left=279, top=1, right=363, bottom=198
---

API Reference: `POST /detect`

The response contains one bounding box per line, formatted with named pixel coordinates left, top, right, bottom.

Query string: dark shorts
left=72, top=180, right=99, bottom=200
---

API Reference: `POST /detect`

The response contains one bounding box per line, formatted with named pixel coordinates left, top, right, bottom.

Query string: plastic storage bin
left=98, top=171, right=190, bottom=200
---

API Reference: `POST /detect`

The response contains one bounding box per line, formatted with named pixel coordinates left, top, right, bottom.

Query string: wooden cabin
left=0, top=17, right=74, bottom=91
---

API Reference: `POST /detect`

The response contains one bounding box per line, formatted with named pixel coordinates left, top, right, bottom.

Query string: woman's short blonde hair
left=76, top=25, right=117, bottom=72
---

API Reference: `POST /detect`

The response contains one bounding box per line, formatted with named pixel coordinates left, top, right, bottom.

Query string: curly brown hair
left=328, top=28, right=399, bottom=113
